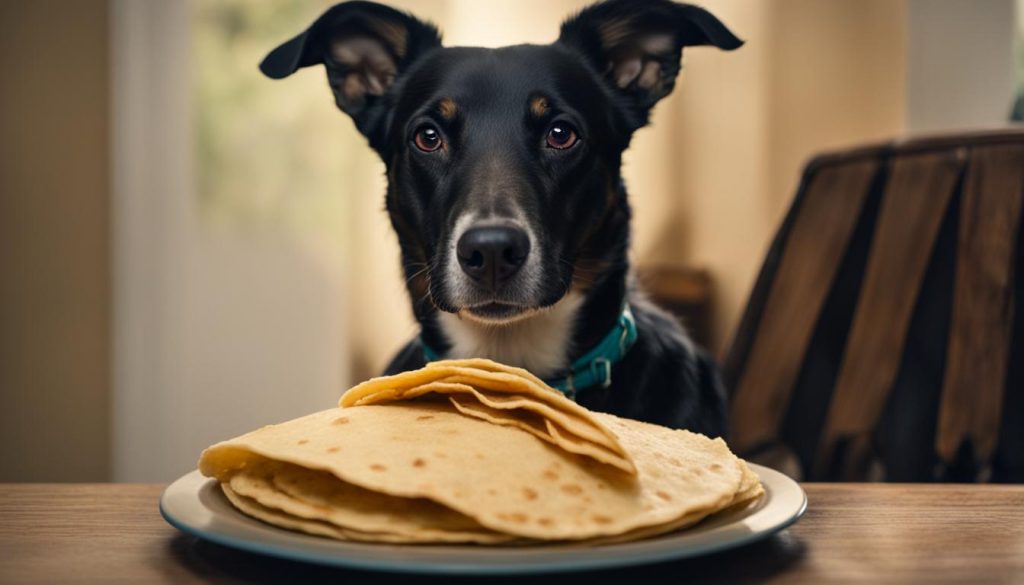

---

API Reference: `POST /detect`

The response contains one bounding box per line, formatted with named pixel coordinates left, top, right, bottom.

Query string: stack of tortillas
left=199, top=358, right=763, bottom=545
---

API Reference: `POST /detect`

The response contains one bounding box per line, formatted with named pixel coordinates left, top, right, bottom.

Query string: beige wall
left=689, top=0, right=907, bottom=353
left=0, top=0, right=111, bottom=481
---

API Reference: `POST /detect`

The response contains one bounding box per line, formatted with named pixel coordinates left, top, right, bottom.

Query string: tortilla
left=338, top=359, right=635, bottom=474
left=199, top=402, right=745, bottom=541
left=222, top=484, right=451, bottom=544
left=425, top=357, right=551, bottom=387
left=201, top=358, right=763, bottom=545
left=224, top=459, right=513, bottom=543
left=443, top=390, right=633, bottom=473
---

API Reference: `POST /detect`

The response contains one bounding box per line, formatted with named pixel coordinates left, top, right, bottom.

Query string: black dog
left=261, top=0, right=742, bottom=438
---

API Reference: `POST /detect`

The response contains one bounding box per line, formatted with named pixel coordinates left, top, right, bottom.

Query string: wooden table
left=1, top=483, right=1022, bottom=584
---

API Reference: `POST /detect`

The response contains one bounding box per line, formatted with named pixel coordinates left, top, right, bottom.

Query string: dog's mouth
left=459, top=302, right=537, bottom=325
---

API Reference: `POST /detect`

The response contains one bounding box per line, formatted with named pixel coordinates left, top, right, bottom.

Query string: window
left=192, top=0, right=353, bottom=239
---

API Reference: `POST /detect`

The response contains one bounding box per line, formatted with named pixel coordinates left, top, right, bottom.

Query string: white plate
left=160, top=463, right=806, bottom=575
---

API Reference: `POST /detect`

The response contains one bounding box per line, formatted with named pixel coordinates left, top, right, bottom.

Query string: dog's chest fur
left=436, top=292, right=584, bottom=378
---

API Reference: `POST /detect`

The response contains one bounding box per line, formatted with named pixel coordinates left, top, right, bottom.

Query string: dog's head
left=262, top=0, right=741, bottom=325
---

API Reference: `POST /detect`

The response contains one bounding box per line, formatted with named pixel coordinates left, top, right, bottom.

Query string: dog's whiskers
left=403, top=263, right=431, bottom=286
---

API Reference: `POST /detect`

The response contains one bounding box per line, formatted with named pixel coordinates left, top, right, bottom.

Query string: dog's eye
left=413, top=125, right=443, bottom=152
left=545, top=123, right=578, bottom=150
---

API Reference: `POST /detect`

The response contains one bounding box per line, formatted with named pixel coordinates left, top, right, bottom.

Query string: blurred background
left=1, top=0, right=1022, bottom=482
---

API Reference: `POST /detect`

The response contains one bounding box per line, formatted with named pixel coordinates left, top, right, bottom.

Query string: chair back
left=725, top=130, right=1024, bottom=482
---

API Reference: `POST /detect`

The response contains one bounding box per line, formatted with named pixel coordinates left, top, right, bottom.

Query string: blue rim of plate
left=160, top=463, right=806, bottom=575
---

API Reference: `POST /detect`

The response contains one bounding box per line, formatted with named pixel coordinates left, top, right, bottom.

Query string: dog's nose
left=456, top=226, right=531, bottom=289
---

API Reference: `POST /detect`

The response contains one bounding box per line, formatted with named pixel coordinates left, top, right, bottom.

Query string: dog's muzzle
left=455, top=225, right=531, bottom=292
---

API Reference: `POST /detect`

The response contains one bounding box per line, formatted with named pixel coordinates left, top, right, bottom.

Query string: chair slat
left=936, top=145, right=1024, bottom=466
left=816, top=150, right=965, bottom=479
left=731, top=160, right=879, bottom=454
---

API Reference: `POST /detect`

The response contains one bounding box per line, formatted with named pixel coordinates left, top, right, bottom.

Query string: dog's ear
left=557, top=0, right=742, bottom=128
left=260, top=1, right=442, bottom=143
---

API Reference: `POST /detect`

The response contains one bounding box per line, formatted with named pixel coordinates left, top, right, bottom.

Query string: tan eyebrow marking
left=529, top=96, right=549, bottom=118
left=438, top=97, right=458, bottom=120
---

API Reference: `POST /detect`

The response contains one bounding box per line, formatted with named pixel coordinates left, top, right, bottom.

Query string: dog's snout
left=456, top=226, right=531, bottom=290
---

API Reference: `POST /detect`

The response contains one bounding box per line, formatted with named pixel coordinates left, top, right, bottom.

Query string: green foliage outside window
left=192, top=0, right=362, bottom=240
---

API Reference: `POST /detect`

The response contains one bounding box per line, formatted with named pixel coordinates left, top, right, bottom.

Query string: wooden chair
left=724, top=129, right=1024, bottom=482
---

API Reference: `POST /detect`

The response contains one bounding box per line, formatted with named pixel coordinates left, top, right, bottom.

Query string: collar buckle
left=591, top=357, right=613, bottom=389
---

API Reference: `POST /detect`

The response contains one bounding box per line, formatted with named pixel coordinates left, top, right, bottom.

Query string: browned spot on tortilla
left=542, top=470, right=559, bottom=481
left=561, top=484, right=583, bottom=495
left=693, top=468, right=704, bottom=476
left=597, top=483, right=607, bottom=490
left=332, top=417, right=349, bottom=425
left=592, top=514, right=613, bottom=525
left=370, top=464, right=387, bottom=472
left=669, top=457, right=682, bottom=467
left=496, top=512, right=530, bottom=524
left=529, top=95, right=549, bottom=117
left=656, top=490, right=673, bottom=501
left=297, top=439, right=309, bottom=445
left=474, top=452, right=485, bottom=460
left=487, top=488, right=497, bottom=495
left=522, top=487, right=538, bottom=500
left=709, top=463, right=723, bottom=472
left=326, top=447, right=340, bottom=454
left=433, top=451, right=447, bottom=459
left=412, top=458, right=426, bottom=468
left=496, top=512, right=520, bottom=523
left=438, top=97, right=458, bottom=120
left=538, top=517, right=554, bottom=527
left=415, top=415, right=435, bottom=421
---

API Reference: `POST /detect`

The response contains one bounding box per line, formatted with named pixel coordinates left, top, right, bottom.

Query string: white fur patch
left=437, top=292, right=584, bottom=378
